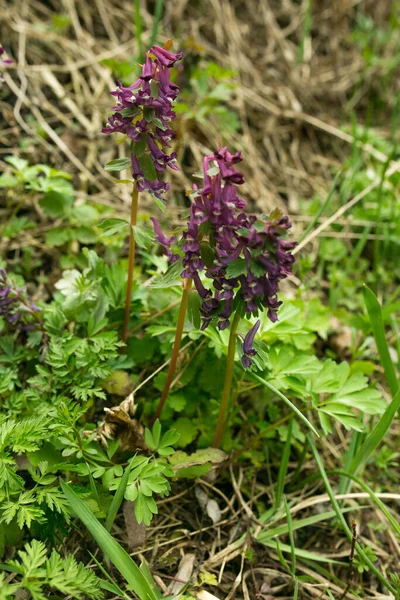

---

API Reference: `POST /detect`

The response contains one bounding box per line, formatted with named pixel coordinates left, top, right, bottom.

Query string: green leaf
left=248, top=373, right=319, bottom=437
left=200, top=242, right=215, bottom=268
left=349, top=388, right=400, bottom=476
left=144, top=428, right=156, bottom=450
left=45, top=227, right=72, bottom=247
left=151, top=193, right=166, bottom=212
left=98, top=218, right=129, bottom=237
left=275, top=420, right=293, bottom=509
left=131, top=225, right=155, bottom=249
left=152, top=420, right=162, bottom=448
left=0, top=174, right=19, bottom=187
left=5, top=156, right=28, bottom=170
left=363, top=285, right=399, bottom=397
left=39, top=191, right=73, bottom=218
left=60, top=480, right=161, bottom=599
left=131, top=136, right=147, bottom=157
left=104, top=158, right=131, bottom=172
left=173, top=418, right=196, bottom=447
left=151, top=258, right=183, bottom=288
left=105, top=457, right=134, bottom=532
left=225, top=258, right=247, bottom=278
left=187, top=290, right=201, bottom=329
left=139, top=155, right=157, bottom=181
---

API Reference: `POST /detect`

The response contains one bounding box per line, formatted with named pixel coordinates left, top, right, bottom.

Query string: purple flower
left=102, top=43, right=182, bottom=202
left=178, top=148, right=295, bottom=328
left=150, top=218, right=179, bottom=263
left=0, top=46, right=12, bottom=65
left=0, top=269, right=41, bottom=333
left=241, top=320, right=260, bottom=369
left=149, top=45, right=183, bottom=67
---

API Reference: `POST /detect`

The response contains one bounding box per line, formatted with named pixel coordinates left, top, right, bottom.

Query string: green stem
left=122, top=184, right=139, bottom=345
left=212, top=311, right=241, bottom=448
left=149, top=278, right=192, bottom=424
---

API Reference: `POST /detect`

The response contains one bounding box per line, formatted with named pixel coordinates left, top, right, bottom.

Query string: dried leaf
left=123, top=500, right=147, bottom=550
left=166, top=554, right=196, bottom=596
left=94, top=393, right=147, bottom=451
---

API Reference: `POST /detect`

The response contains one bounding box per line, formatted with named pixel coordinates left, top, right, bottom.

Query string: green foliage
left=106, top=421, right=179, bottom=525
left=175, top=60, right=240, bottom=135
left=1, top=540, right=102, bottom=599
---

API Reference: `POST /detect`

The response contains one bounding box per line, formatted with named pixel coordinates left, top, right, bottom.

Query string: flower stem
left=122, top=183, right=139, bottom=345
left=212, top=311, right=241, bottom=448
left=149, top=278, right=192, bottom=425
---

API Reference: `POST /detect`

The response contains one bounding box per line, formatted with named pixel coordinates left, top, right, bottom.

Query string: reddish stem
left=121, top=183, right=139, bottom=345
left=149, top=278, right=192, bottom=424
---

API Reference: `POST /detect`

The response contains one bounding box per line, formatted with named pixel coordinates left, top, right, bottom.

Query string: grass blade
left=105, top=458, right=134, bottom=532
left=258, top=505, right=361, bottom=543
left=363, top=285, right=399, bottom=397
left=149, top=0, right=164, bottom=47
left=348, top=388, right=400, bottom=476
left=275, top=419, right=293, bottom=509
left=264, top=539, right=344, bottom=564
left=284, top=496, right=296, bottom=575
left=60, top=479, right=161, bottom=600
left=249, top=373, right=319, bottom=437
left=298, top=171, right=341, bottom=243
left=307, top=435, right=396, bottom=595
left=134, top=0, right=143, bottom=62
left=333, top=471, right=400, bottom=536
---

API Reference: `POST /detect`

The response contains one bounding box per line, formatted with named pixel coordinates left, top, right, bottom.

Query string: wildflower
left=102, top=44, right=182, bottom=203
left=0, top=46, right=12, bottom=66
left=241, top=320, right=260, bottom=368
left=150, top=218, right=179, bottom=264
left=0, top=269, right=41, bottom=332
left=179, top=148, right=296, bottom=334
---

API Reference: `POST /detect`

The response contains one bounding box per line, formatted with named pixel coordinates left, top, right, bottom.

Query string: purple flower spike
left=241, top=320, right=260, bottom=369
left=102, top=43, right=182, bottom=200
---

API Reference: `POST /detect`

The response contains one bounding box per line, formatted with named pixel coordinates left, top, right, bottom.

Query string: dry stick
left=122, top=183, right=139, bottom=345
left=293, top=160, right=400, bottom=255
left=149, top=278, right=193, bottom=425
left=338, top=519, right=357, bottom=600
left=212, top=311, right=241, bottom=448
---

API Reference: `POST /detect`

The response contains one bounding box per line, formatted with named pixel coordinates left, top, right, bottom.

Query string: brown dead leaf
left=93, top=393, right=147, bottom=452
left=123, top=500, right=147, bottom=550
